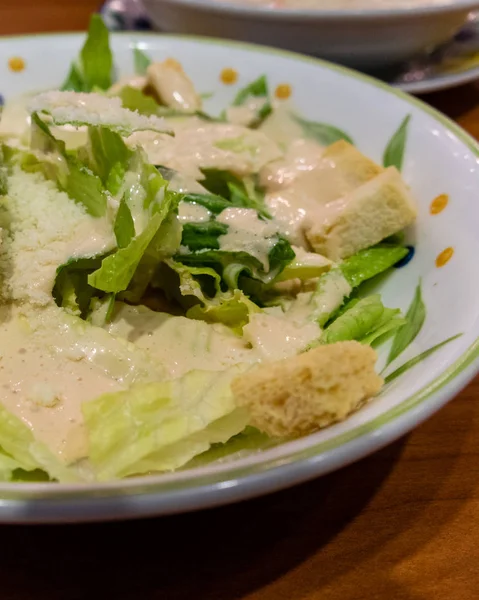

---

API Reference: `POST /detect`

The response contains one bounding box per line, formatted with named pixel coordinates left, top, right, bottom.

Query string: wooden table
left=1, top=3, right=479, bottom=599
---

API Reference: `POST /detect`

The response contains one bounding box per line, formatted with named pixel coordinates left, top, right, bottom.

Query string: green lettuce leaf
left=273, top=251, right=331, bottom=283
left=0, top=147, right=7, bottom=196
left=30, top=113, right=108, bottom=217
left=82, top=366, right=249, bottom=480
left=160, top=260, right=260, bottom=331
left=199, top=169, right=271, bottom=219
left=114, top=196, right=135, bottom=248
left=0, top=404, right=79, bottom=482
left=292, top=113, right=354, bottom=146
left=117, top=85, right=160, bottom=116
left=340, top=245, right=409, bottom=288
left=307, top=244, right=409, bottom=327
left=133, top=47, right=151, bottom=75
left=79, top=125, right=133, bottom=189
left=187, top=289, right=260, bottom=331
left=88, top=200, right=178, bottom=294
left=61, top=63, right=86, bottom=93
left=53, top=255, right=108, bottom=318
left=177, top=236, right=295, bottom=288
left=231, top=75, right=272, bottom=128
left=61, top=15, right=113, bottom=92
left=383, top=115, right=411, bottom=172
left=185, top=426, right=274, bottom=468
left=181, top=193, right=232, bottom=215
left=320, top=294, right=401, bottom=345
left=232, top=75, right=268, bottom=106
left=181, top=221, right=228, bottom=251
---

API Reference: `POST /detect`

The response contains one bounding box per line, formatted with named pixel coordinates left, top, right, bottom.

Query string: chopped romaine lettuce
left=340, top=245, right=409, bottom=288
left=199, top=169, right=271, bottom=218
left=88, top=187, right=180, bottom=294
left=79, top=125, right=133, bottom=188
left=53, top=255, right=108, bottom=318
left=181, top=221, right=228, bottom=251
left=133, top=47, right=151, bottom=75
left=231, top=75, right=272, bottom=128
left=177, top=236, right=295, bottom=289
left=0, top=405, right=78, bottom=482
left=274, top=250, right=331, bottom=283
left=320, top=294, right=401, bottom=345
left=309, top=244, right=409, bottom=326
left=159, top=260, right=260, bottom=331
left=117, top=85, right=160, bottom=116
left=185, top=426, right=274, bottom=468
left=292, top=114, right=354, bottom=146
left=30, top=113, right=108, bottom=217
left=232, top=75, right=268, bottom=106
left=82, top=366, right=249, bottom=480
left=114, top=196, right=136, bottom=248
left=61, top=14, right=113, bottom=92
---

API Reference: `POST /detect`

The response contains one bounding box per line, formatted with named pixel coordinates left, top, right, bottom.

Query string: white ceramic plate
left=1, top=32, right=479, bottom=523
left=388, top=11, right=479, bottom=94
left=142, top=0, right=479, bottom=69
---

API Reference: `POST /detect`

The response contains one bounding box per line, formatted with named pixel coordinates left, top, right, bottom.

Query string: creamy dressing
left=243, top=309, right=320, bottom=361
left=108, top=75, right=148, bottom=96
left=0, top=169, right=116, bottom=305
left=226, top=97, right=268, bottom=127
left=178, top=201, right=211, bottom=223
left=105, top=303, right=258, bottom=377
left=0, top=94, right=33, bottom=144
left=126, top=120, right=282, bottom=180
left=0, top=306, right=123, bottom=464
left=0, top=59, right=415, bottom=475
left=261, top=135, right=382, bottom=246
left=217, top=207, right=278, bottom=270
left=313, top=270, right=352, bottom=315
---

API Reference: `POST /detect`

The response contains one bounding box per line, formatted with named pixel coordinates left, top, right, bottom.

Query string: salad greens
left=83, top=366, right=249, bottom=480
left=230, top=75, right=272, bottom=128
left=0, top=13, right=454, bottom=484
left=383, top=114, right=411, bottom=171
left=62, top=14, right=113, bottom=92
left=133, top=46, right=152, bottom=75
left=292, top=114, right=354, bottom=146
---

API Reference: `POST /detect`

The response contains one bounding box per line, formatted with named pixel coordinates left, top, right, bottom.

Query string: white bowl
left=1, top=32, right=479, bottom=522
left=142, top=0, right=479, bottom=69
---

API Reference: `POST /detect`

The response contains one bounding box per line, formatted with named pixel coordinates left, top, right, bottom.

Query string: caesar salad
left=0, top=16, right=421, bottom=482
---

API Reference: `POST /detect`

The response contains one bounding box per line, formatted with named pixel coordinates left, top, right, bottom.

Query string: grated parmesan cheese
left=28, top=91, right=171, bottom=135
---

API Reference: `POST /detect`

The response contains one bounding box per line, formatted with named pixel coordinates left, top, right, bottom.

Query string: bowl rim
left=0, top=31, right=479, bottom=521
left=142, top=0, right=479, bottom=22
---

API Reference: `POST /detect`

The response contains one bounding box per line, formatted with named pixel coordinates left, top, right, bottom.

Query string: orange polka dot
left=275, top=84, right=292, bottom=99
left=220, top=68, right=238, bottom=85
left=8, top=56, right=25, bottom=72
left=430, top=193, right=449, bottom=215
left=435, top=247, right=454, bottom=268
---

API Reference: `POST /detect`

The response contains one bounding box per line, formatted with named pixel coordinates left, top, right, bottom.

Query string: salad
left=0, top=16, right=423, bottom=483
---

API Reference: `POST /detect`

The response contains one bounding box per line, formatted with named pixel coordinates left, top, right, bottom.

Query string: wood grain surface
left=1, top=3, right=479, bottom=599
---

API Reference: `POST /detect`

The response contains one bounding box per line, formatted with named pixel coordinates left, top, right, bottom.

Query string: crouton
left=306, top=166, right=417, bottom=260
left=318, top=140, right=384, bottom=201
left=146, top=59, right=202, bottom=112
left=232, top=341, right=383, bottom=437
